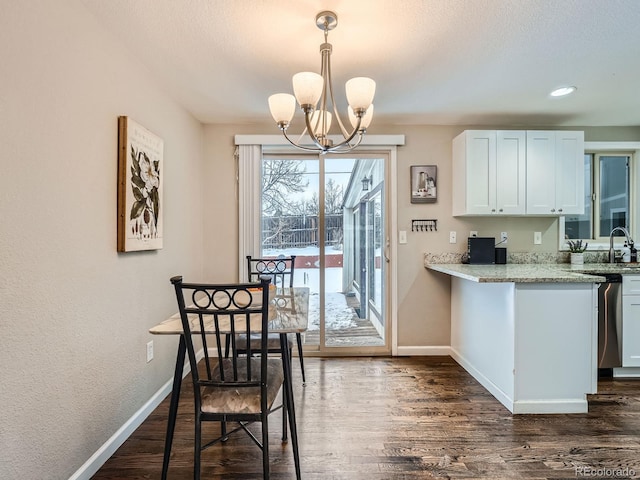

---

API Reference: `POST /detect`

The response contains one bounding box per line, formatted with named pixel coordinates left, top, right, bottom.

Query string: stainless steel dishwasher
left=598, top=274, right=623, bottom=369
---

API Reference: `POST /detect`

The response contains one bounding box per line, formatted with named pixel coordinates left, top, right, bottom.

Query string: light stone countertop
left=425, top=262, right=640, bottom=283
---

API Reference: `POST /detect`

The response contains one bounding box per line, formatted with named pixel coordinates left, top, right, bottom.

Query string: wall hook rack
left=411, top=219, right=438, bottom=232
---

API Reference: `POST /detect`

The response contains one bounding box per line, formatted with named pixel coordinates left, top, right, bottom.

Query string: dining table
left=150, top=286, right=309, bottom=480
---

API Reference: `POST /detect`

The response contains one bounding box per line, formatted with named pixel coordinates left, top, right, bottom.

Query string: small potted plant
left=567, top=239, right=588, bottom=265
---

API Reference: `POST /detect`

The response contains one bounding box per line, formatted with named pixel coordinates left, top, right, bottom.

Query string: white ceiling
left=80, top=0, right=640, bottom=128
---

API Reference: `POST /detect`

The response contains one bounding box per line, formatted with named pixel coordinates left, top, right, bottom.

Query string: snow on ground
left=262, top=246, right=357, bottom=331
left=303, top=271, right=357, bottom=332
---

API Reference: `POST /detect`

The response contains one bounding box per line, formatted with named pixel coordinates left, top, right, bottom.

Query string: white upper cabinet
left=453, top=129, right=584, bottom=217
left=525, top=131, right=585, bottom=215
left=452, top=130, right=526, bottom=216
left=497, top=131, right=527, bottom=214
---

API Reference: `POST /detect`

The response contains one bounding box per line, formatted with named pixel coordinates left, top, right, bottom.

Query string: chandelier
left=268, top=11, right=376, bottom=154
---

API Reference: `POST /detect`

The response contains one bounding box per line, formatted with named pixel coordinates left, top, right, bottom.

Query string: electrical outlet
left=534, top=231, right=542, bottom=245
left=500, top=232, right=508, bottom=244
left=470, top=231, right=478, bottom=237
left=399, top=230, right=407, bottom=244
left=449, top=231, right=457, bottom=244
left=146, top=340, right=154, bottom=363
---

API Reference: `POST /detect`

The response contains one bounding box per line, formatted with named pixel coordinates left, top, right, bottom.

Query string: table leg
left=161, top=334, right=186, bottom=480
left=280, top=333, right=301, bottom=480
left=282, top=367, right=288, bottom=442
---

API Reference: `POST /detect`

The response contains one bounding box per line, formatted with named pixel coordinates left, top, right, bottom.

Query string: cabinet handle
left=491, top=209, right=496, bottom=212
left=551, top=209, right=556, bottom=213
left=558, top=208, right=563, bottom=212
left=499, top=209, right=503, bottom=212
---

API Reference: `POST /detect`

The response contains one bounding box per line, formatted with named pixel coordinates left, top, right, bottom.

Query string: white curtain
left=237, top=144, right=262, bottom=281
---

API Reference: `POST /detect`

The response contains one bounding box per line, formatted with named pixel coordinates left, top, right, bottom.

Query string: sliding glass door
left=259, top=153, right=389, bottom=354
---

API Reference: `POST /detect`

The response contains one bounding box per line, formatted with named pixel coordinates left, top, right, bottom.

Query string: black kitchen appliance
left=467, top=237, right=496, bottom=264
left=495, top=247, right=507, bottom=264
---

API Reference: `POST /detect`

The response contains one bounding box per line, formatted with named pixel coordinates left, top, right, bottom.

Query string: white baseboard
left=68, top=350, right=200, bottom=480
left=395, top=345, right=451, bottom=356
left=451, top=348, right=589, bottom=414
left=613, top=367, right=640, bottom=378
left=512, top=399, right=588, bottom=414
left=450, top=348, right=514, bottom=413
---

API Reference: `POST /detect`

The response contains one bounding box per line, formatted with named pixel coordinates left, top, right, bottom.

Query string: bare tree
left=303, top=178, right=343, bottom=215
left=262, top=160, right=345, bottom=216
left=261, top=159, right=308, bottom=215
left=325, top=178, right=344, bottom=214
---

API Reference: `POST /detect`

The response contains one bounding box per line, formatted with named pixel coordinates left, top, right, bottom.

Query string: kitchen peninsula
left=426, top=262, right=608, bottom=414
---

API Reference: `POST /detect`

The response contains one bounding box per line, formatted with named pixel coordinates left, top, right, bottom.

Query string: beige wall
left=0, top=2, right=205, bottom=478
left=199, top=124, right=640, bottom=351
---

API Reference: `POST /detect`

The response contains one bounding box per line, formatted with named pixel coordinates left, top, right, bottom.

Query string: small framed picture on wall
left=410, top=165, right=437, bottom=203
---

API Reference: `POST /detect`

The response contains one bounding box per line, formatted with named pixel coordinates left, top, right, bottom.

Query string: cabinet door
left=623, top=275, right=640, bottom=295
left=496, top=130, right=526, bottom=215
left=622, top=295, right=640, bottom=367
left=461, top=130, right=496, bottom=215
left=526, top=131, right=557, bottom=214
left=555, top=131, right=585, bottom=215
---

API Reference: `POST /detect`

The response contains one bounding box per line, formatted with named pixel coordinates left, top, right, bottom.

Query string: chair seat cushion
left=235, top=332, right=293, bottom=352
left=201, top=358, right=284, bottom=415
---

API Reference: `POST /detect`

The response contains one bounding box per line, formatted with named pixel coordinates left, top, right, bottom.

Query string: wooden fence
left=261, top=214, right=343, bottom=249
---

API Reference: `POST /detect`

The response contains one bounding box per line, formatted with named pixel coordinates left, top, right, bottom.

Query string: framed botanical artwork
left=117, top=116, right=164, bottom=252
left=410, top=165, right=437, bottom=204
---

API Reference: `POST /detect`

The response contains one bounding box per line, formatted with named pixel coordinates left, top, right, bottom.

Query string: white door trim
left=236, top=140, right=401, bottom=356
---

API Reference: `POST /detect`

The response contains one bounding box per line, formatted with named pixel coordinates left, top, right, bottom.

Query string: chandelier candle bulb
left=345, top=77, right=376, bottom=110
left=311, top=110, right=332, bottom=135
left=349, top=104, right=374, bottom=129
left=268, top=94, right=296, bottom=125
left=292, top=72, right=323, bottom=107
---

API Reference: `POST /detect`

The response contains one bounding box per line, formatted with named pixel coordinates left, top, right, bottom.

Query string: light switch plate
left=399, top=230, right=407, bottom=244
left=534, top=231, right=542, bottom=245
left=146, top=341, right=154, bottom=363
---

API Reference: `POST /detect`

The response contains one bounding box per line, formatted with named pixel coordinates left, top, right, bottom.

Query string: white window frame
left=559, top=141, right=640, bottom=251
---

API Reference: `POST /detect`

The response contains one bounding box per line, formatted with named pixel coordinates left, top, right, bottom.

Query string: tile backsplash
left=424, top=251, right=609, bottom=265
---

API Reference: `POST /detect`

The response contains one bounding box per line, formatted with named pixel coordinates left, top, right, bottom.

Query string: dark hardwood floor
left=92, top=357, right=640, bottom=479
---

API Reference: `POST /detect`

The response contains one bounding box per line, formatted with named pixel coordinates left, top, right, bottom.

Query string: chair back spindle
left=247, top=255, right=296, bottom=288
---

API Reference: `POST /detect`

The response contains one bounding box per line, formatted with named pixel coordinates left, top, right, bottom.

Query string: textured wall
left=0, top=1, right=204, bottom=478
left=198, top=124, right=640, bottom=352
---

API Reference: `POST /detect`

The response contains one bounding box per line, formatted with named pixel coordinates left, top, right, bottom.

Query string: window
left=564, top=152, right=632, bottom=244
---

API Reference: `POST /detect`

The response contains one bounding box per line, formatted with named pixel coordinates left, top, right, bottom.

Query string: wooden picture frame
left=410, top=165, right=437, bottom=204
left=117, top=116, right=164, bottom=252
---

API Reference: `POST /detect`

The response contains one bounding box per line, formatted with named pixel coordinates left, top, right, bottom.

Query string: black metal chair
left=170, top=276, right=299, bottom=479
left=243, top=255, right=306, bottom=385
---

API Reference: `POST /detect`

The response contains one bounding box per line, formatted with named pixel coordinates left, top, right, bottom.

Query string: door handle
left=384, top=237, right=390, bottom=263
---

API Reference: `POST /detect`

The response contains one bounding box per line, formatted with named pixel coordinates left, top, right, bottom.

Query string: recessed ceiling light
left=550, top=86, right=577, bottom=97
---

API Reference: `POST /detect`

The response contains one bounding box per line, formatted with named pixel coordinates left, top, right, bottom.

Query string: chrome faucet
left=609, top=226, right=632, bottom=263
